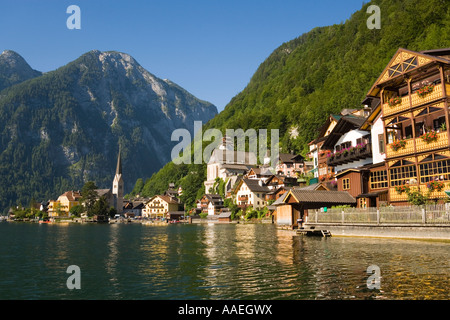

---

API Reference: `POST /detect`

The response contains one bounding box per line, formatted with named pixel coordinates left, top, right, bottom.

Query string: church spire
left=113, top=146, right=124, bottom=213
left=116, top=148, right=122, bottom=175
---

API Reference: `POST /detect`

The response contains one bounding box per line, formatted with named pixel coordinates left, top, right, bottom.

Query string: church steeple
left=115, top=149, right=122, bottom=175
left=112, top=148, right=124, bottom=213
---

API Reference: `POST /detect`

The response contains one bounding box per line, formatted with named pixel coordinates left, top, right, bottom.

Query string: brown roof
left=159, top=195, right=180, bottom=204
left=60, top=191, right=82, bottom=201
left=242, top=179, right=271, bottom=193
left=285, top=189, right=356, bottom=205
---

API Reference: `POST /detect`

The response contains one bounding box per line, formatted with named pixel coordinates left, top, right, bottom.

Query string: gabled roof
left=59, top=191, right=82, bottom=201
left=147, top=195, right=179, bottom=205
left=240, top=179, right=271, bottom=193
left=335, top=167, right=368, bottom=178
left=360, top=102, right=382, bottom=131
left=278, top=153, right=304, bottom=164
left=366, top=48, right=450, bottom=99
left=246, top=167, right=274, bottom=177
left=322, top=114, right=368, bottom=149
left=203, top=194, right=224, bottom=205
left=284, top=189, right=356, bottom=205
left=299, top=182, right=329, bottom=191
left=272, top=191, right=289, bottom=206
left=95, top=189, right=111, bottom=197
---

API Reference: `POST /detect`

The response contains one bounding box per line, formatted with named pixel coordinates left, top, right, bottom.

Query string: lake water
left=0, top=222, right=448, bottom=300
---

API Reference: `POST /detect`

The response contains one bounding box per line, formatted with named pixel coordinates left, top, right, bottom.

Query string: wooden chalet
left=197, top=194, right=224, bottom=215
left=365, top=48, right=450, bottom=205
left=275, top=189, right=356, bottom=227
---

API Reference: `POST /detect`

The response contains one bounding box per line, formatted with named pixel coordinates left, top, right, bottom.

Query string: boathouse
left=275, top=189, right=356, bottom=228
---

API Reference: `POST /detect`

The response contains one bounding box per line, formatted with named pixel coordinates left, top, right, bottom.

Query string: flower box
left=420, top=131, right=438, bottom=144
left=395, top=185, right=410, bottom=194
left=427, top=181, right=444, bottom=192
left=390, top=139, right=406, bottom=151
left=416, top=83, right=435, bottom=98
left=388, top=96, right=402, bottom=107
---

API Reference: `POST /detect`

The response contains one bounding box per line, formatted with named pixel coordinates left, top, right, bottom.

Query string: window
left=359, top=198, right=367, bottom=209
left=378, top=134, right=385, bottom=154
left=433, top=117, right=446, bottom=131
left=342, top=178, right=350, bottom=190
left=370, top=170, right=388, bottom=189
left=389, top=164, right=417, bottom=187
left=419, top=159, right=450, bottom=183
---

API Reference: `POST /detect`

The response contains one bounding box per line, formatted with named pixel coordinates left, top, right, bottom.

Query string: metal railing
left=308, top=204, right=450, bottom=225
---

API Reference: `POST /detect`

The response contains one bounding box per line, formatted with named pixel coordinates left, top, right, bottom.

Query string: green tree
left=92, top=196, right=109, bottom=216
left=81, top=181, right=98, bottom=216
left=69, top=204, right=84, bottom=217
left=406, top=188, right=430, bottom=206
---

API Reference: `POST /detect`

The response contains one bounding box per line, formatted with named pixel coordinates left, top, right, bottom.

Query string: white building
left=204, top=137, right=257, bottom=196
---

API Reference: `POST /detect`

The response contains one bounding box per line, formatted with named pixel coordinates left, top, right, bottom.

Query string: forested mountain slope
left=130, top=0, right=450, bottom=208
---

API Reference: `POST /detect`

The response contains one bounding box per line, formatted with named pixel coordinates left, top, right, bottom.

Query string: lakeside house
left=142, top=195, right=182, bottom=219
left=234, top=178, right=271, bottom=210
left=274, top=189, right=356, bottom=227
left=123, top=200, right=145, bottom=217
left=274, top=153, right=305, bottom=177
left=304, top=48, right=450, bottom=209
left=197, top=194, right=224, bottom=216
left=48, top=191, right=82, bottom=217
left=362, top=47, right=450, bottom=206
left=204, top=136, right=257, bottom=196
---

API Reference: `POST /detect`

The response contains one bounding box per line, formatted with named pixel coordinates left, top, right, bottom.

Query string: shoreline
left=3, top=218, right=449, bottom=242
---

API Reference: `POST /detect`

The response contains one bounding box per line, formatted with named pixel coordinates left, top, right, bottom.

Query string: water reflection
left=0, top=223, right=448, bottom=300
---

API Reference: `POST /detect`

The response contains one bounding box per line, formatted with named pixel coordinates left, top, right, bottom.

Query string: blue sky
left=0, top=0, right=366, bottom=111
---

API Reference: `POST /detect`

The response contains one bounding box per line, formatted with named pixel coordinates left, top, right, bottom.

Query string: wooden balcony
left=386, top=131, right=448, bottom=158
left=383, top=95, right=410, bottom=117
left=410, top=84, right=445, bottom=109
left=415, top=131, right=448, bottom=153
left=419, top=184, right=447, bottom=199
left=389, top=187, right=409, bottom=202
left=382, top=84, right=446, bottom=117
left=327, top=143, right=372, bottom=166
left=389, top=185, right=447, bottom=203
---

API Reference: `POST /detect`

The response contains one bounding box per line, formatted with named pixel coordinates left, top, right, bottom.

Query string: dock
left=297, top=226, right=332, bottom=237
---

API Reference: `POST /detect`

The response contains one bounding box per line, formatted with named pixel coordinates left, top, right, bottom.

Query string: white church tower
left=112, top=149, right=124, bottom=213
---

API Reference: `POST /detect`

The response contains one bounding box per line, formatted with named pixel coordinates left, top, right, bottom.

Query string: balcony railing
left=386, top=131, right=448, bottom=158
left=327, top=143, right=372, bottom=166
left=382, top=84, right=445, bottom=117
left=383, top=95, right=410, bottom=117
left=389, top=187, right=410, bottom=202
left=389, top=184, right=448, bottom=203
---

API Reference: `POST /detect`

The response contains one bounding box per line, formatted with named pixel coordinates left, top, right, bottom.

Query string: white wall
left=371, top=114, right=386, bottom=165
left=334, top=129, right=372, bottom=173
left=334, top=129, right=369, bottom=149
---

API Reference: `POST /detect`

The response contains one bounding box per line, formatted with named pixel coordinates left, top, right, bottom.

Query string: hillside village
left=7, top=47, right=450, bottom=228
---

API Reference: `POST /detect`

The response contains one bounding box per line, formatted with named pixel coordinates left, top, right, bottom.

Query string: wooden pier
left=297, top=226, right=332, bottom=237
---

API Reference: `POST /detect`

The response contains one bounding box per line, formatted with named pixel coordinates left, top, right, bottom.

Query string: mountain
left=0, top=50, right=42, bottom=91
left=0, top=50, right=217, bottom=211
left=130, top=0, right=450, bottom=207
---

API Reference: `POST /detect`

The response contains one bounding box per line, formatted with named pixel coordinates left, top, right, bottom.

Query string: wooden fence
left=307, top=204, right=450, bottom=225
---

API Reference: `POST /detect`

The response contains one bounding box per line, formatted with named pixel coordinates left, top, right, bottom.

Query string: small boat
left=39, top=219, right=53, bottom=224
